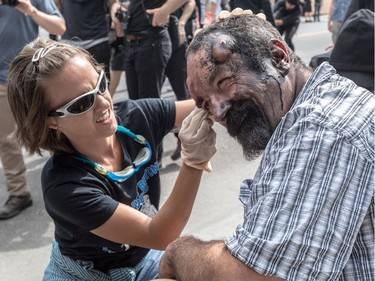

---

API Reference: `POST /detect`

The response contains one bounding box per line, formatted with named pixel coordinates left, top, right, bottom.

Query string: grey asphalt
left=0, top=16, right=331, bottom=281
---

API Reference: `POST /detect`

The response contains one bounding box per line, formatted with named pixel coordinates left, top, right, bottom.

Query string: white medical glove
left=179, top=107, right=216, bottom=172
left=217, top=8, right=266, bottom=21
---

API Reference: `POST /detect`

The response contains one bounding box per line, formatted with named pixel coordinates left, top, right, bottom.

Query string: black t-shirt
left=61, top=0, right=109, bottom=41
left=42, top=99, right=175, bottom=271
left=126, top=0, right=167, bottom=35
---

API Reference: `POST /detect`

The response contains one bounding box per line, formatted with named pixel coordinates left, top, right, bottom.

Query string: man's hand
left=15, top=0, right=34, bottom=16
left=146, top=7, right=169, bottom=26
left=146, top=0, right=188, bottom=26
left=275, top=19, right=283, bottom=26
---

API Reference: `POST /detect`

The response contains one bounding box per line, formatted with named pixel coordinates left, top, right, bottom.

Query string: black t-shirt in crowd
left=61, top=0, right=109, bottom=41
left=42, top=99, right=175, bottom=271
left=126, top=0, right=167, bottom=35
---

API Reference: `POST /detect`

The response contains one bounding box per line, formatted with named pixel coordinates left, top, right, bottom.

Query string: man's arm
left=146, top=0, right=188, bottom=26
left=16, top=0, right=66, bottom=35
left=177, top=0, right=196, bottom=44
left=328, top=0, right=335, bottom=32
left=209, top=0, right=217, bottom=24
left=159, top=236, right=283, bottom=281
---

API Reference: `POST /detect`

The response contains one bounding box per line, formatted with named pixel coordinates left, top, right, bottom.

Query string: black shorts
left=111, top=49, right=125, bottom=71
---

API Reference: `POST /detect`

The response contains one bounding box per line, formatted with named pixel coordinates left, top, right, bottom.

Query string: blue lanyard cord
left=74, top=126, right=152, bottom=182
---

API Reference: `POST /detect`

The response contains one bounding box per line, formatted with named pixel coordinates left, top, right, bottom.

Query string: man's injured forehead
left=187, top=15, right=282, bottom=73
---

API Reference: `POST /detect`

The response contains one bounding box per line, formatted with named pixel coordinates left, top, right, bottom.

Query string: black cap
left=329, top=9, right=374, bottom=90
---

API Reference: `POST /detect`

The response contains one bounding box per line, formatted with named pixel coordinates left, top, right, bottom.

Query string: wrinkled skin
left=186, top=30, right=308, bottom=160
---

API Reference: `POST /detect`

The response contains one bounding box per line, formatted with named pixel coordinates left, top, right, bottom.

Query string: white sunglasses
left=48, top=70, right=108, bottom=117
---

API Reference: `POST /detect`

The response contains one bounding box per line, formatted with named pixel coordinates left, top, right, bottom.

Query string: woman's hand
left=179, top=107, right=216, bottom=172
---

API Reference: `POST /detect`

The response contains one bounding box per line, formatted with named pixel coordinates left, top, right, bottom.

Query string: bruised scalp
left=196, top=33, right=235, bottom=80
left=211, top=34, right=235, bottom=63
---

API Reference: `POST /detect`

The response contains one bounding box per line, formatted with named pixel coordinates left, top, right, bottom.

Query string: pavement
left=0, top=16, right=332, bottom=281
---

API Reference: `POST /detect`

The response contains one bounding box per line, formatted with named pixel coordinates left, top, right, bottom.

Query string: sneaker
left=170, top=138, right=182, bottom=161
left=0, top=194, right=32, bottom=220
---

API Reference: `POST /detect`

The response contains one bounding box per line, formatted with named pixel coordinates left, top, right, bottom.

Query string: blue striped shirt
left=226, top=62, right=374, bottom=280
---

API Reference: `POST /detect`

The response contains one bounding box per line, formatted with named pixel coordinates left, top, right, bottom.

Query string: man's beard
left=226, top=100, right=273, bottom=160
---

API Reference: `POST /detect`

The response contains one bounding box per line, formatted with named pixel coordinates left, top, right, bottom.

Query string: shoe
left=170, top=138, right=182, bottom=161
left=0, top=194, right=32, bottom=220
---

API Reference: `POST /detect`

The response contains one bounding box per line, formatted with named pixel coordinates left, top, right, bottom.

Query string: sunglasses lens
left=67, top=93, right=95, bottom=114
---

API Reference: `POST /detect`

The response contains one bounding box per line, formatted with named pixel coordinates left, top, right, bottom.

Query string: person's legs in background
left=0, top=84, right=31, bottom=220
left=164, top=43, right=190, bottom=161
left=313, top=0, right=321, bottom=22
left=284, top=23, right=299, bottom=51
left=109, top=18, right=126, bottom=97
left=109, top=43, right=126, bottom=96
left=125, top=33, right=172, bottom=167
left=86, top=40, right=112, bottom=82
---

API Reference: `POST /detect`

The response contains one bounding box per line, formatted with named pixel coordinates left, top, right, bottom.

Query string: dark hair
left=7, top=38, right=102, bottom=155
left=187, top=14, right=304, bottom=73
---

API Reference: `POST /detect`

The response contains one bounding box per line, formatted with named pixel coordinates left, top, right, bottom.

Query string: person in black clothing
left=231, top=0, right=275, bottom=26
left=55, top=0, right=118, bottom=81
left=165, top=0, right=195, bottom=103
left=123, top=0, right=171, bottom=100
left=165, top=0, right=196, bottom=161
left=122, top=0, right=188, bottom=166
left=273, top=0, right=302, bottom=51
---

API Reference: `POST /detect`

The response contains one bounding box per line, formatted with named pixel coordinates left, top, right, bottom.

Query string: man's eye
left=217, top=78, right=229, bottom=88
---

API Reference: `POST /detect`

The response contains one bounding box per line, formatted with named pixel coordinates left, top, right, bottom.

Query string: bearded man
left=154, top=11, right=375, bottom=281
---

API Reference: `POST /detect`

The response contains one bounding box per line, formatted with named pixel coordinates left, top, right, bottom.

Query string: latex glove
left=179, top=107, right=216, bottom=172
left=216, top=8, right=266, bottom=21
left=193, top=8, right=266, bottom=37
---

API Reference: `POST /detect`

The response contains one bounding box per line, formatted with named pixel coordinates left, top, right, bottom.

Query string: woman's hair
left=7, top=37, right=101, bottom=156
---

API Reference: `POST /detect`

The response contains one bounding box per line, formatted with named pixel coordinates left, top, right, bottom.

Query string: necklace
left=74, top=126, right=152, bottom=182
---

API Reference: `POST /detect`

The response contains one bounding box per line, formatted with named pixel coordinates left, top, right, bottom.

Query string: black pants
left=164, top=43, right=189, bottom=101
left=125, top=32, right=172, bottom=100
left=277, top=23, right=299, bottom=51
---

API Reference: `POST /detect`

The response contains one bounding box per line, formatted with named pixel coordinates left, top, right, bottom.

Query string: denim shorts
left=42, top=240, right=163, bottom=281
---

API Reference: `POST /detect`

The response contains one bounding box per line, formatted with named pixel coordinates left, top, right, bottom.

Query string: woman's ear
left=46, top=116, right=59, bottom=130
left=268, top=39, right=290, bottom=77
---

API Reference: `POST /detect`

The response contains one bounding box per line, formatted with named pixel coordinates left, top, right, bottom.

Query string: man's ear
left=269, top=39, right=290, bottom=77
left=46, top=116, right=59, bottom=130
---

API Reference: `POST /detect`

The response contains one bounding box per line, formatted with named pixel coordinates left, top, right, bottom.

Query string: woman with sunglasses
left=7, top=38, right=216, bottom=281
